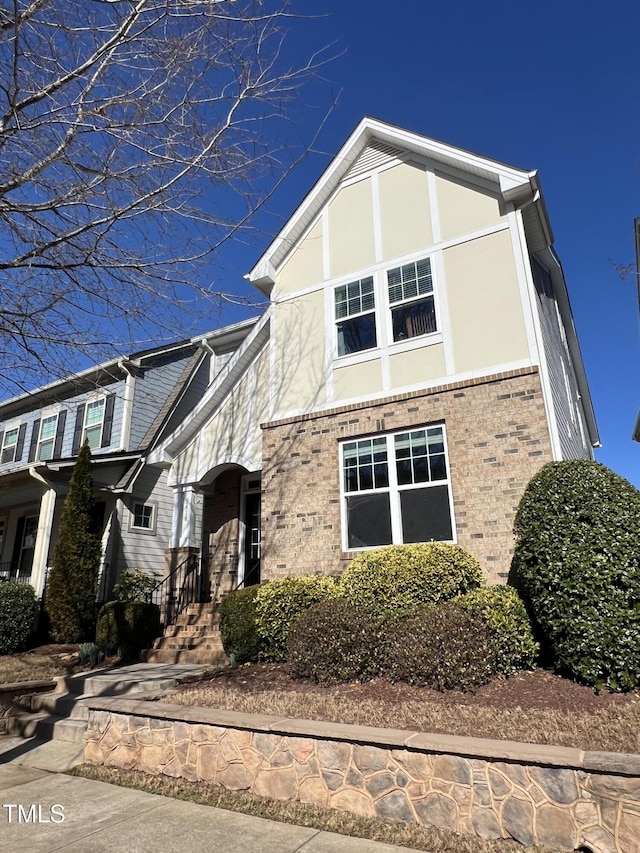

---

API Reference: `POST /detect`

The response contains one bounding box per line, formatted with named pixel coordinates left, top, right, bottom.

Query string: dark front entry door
left=11, top=515, right=38, bottom=579
left=243, top=492, right=261, bottom=586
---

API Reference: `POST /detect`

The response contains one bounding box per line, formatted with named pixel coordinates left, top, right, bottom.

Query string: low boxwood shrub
left=255, top=574, right=339, bottom=661
left=95, top=600, right=161, bottom=660
left=287, top=599, right=384, bottom=685
left=339, top=543, right=483, bottom=617
left=112, top=569, right=161, bottom=603
left=455, top=586, right=539, bottom=675
left=219, top=586, right=262, bottom=664
left=513, top=460, right=640, bottom=691
left=0, top=582, right=36, bottom=654
left=380, top=602, right=498, bottom=691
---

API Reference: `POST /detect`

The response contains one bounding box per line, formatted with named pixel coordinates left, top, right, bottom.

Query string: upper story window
left=341, top=424, right=453, bottom=550
left=334, top=276, right=377, bottom=356
left=1, top=427, right=19, bottom=464
left=37, top=415, right=58, bottom=461
left=387, top=257, right=436, bottom=342
left=84, top=399, right=106, bottom=449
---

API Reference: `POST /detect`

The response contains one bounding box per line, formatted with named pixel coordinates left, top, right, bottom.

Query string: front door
left=11, top=515, right=38, bottom=579
left=243, top=491, right=261, bottom=587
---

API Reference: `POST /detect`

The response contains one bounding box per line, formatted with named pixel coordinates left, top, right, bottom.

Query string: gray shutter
left=101, top=394, right=115, bottom=447
left=27, top=419, right=40, bottom=462
left=72, top=405, right=85, bottom=455
left=14, top=424, right=26, bottom=461
left=0, top=431, right=4, bottom=458
left=53, top=410, right=67, bottom=458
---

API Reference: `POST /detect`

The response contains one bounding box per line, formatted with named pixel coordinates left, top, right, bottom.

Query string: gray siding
left=0, top=379, right=125, bottom=472
left=162, top=356, right=211, bottom=440
left=129, top=352, right=195, bottom=450
left=531, top=259, right=591, bottom=460
left=115, top=465, right=174, bottom=577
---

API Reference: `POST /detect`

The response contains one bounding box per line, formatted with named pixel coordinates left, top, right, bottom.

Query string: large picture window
left=341, top=425, right=453, bottom=549
left=335, top=276, right=377, bottom=356
left=387, top=257, right=436, bottom=342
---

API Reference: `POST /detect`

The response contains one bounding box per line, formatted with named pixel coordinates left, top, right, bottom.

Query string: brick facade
left=201, top=470, right=242, bottom=600
left=260, top=368, right=553, bottom=585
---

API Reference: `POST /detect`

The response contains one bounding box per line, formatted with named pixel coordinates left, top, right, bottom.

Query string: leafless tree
left=0, top=0, right=329, bottom=396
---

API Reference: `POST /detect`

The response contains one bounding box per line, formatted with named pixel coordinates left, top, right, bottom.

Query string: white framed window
left=387, top=257, right=437, bottom=342
left=1, top=427, right=19, bottom=464
left=37, top=414, right=58, bottom=461
left=83, top=398, right=106, bottom=449
left=341, top=424, right=454, bottom=550
left=334, top=275, right=377, bottom=357
left=131, top=502, right=156, bottom=533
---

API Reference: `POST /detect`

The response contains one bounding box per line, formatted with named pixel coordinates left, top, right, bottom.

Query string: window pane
left=391, top=296, right=436, bottom=342
left=86, top=399, right=105, bottom=426
left=40, top=416, right=57, bottom=441
left=337, top=313, right=377, bottom=356
left=346, top=493, right=392, bottom=548
left=38, top=440, right=54, bottom=461
left=85, top=424, right=101, bottom=449
left=400, top=486, right=453, bottom=542
left=134, top=504, right=153, bottom=529
left=387, top=258, right=433, bottom=304
left=396, top=458, right=412, bottom=485
left=359, top=464, right=373, bottom=491
left=427, top=428, right=445, bottom=453
left=429, top=453, right=447, bottom=481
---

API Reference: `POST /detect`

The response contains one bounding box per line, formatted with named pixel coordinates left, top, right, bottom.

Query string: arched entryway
left=199, top=465, right=261, bottom=602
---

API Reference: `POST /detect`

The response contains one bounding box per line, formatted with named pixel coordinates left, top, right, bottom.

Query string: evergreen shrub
left=45, top=443, right=102, bottom=642
left=513, top=460, right=640, bottom=690
left=95, top=600, right=160, bottom=660
left=339, top=543, right=483, bottom=617
left=0, top=582, right=36, bottom=654
left=455, top=586, right=539, bottom=675
left=255, top=574, right=339, bottom=661
left=380, top=602, right=497, bottom=690
left=219, top=586, right=262, bottom=664
left=287, top=599, right=383, bottom=685
left=113, top=569, right=161, bottom=603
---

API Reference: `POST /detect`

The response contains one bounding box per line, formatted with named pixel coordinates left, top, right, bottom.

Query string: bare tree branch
left=0, top=0, right=333, bottom=396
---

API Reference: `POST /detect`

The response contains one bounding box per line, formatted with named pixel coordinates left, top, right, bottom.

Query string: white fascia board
left=246, top=117, right=535, bottom=290
left=146, top=308, right=272, bottom=465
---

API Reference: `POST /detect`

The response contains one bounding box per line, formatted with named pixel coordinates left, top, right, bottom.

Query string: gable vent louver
left=345, top=141, right=405, bottom=180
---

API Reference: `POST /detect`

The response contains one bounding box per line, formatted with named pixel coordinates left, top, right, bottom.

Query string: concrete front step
left=142, top=648, right=227, bottom=665
left=7, top=713, right=88, bottom=744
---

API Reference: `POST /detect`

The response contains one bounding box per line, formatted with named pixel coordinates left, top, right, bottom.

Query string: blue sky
left=211, top=0, right=640, bottom=487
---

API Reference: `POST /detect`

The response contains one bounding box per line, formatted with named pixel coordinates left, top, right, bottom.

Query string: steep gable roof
left=247, top=116, right=544, bottom=294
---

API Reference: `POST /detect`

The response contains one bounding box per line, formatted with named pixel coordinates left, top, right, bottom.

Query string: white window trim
left=37, top=413, right=58, bottom=461
left=332, top=252, right=443, bottom=365
left=83, top=397, right=106, bottom=450
left=1, top=425, right=20, bottom=463
left=130, top=501, right=157, bottom=534
left=339, top=423, right=456, bottom=552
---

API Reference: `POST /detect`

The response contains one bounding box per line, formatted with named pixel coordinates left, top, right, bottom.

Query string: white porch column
left=30, top=486, right=57, bottom=598
left=170, top=485, right=201, bottom=549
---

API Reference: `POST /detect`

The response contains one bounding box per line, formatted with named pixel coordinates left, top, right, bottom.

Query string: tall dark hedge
left=513, top=460, right=640, bottom=691
left=45, top=442, right=102, bottom=642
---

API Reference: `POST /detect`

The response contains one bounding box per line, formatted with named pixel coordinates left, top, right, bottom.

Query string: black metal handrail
left=0, top=561, right=32, bottom=584
left=149, top=553, right=199, bottom=627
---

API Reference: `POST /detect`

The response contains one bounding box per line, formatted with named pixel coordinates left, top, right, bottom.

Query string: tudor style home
left=147, top=117, right=599, bottom=614
left=0, top=320, right=257, bottom=601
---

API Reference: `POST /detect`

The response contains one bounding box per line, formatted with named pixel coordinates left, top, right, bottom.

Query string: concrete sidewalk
left=0, top=764, right=419, bottom=853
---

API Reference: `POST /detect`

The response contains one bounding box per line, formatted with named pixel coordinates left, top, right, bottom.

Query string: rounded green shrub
left=255, top=574, right=339, bottom=661
left=513, top=460, right=640, bottom=691
left=455, top=586, right=538, bottom=675
left=96, top=601, right=161, bottom=660
left=287, top=599, right=383, bottom=685
left=339, top=543, right=483, bottom=617
left=219, top=586, right=262, bottom=664
left=0, top=582, right=36, bottom=654
left=380, top=602, right=498, bottom=691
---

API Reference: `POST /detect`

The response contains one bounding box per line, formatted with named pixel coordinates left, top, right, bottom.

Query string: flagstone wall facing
left=83, top=698, right=640, bottom=853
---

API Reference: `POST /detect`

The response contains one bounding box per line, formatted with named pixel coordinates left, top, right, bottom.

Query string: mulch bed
left=178, top=662, right=635, bottom=715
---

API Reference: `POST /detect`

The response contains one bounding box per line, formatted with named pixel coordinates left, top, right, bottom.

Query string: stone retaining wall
left=83, top=697, right=640, bottom=853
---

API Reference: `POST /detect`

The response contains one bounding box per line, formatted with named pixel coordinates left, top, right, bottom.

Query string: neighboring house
left=146, top=117, right=599, bottom=607
left=0, top=319, right=257, bottom=600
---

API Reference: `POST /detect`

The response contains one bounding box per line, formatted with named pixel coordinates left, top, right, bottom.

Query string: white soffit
left=247, top=117, right=537, bottom=290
